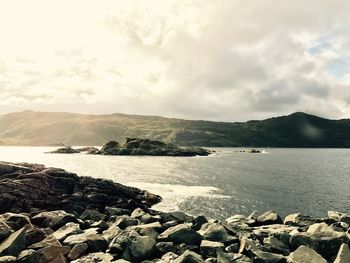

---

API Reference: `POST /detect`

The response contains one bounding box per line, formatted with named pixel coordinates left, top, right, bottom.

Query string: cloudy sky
left=0, top=0, right=349, bottom=121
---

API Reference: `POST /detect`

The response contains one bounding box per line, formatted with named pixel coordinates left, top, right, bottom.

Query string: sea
left=1, top=147, right=350, bottom=220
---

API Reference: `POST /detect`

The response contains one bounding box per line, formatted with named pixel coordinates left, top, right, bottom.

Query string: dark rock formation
left=0, top=161, right=161, bottom=215
left=100, top=138, right=211, bottom=156
left=48, top=147, right=80, bottom=154
left=75, top=147, right=100, bottom=155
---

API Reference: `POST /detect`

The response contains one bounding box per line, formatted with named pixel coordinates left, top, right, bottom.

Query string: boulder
left=0, top=256, right=16, bottom=263
left=159, top=224, right=202, bottom=246
left=63, top=228, right=108, bottom=252
left=25, top=227, right=48, bottom=247
left=28, top=235, right=61, bottom=249
left=290, top=230, right=349, bottom=260
left=328, top=211, right=350, bottom=225
left=0, top=213, right=31, bottom=231
left=288, top=245, right=326, bottom=263
left=263, top=236, right=290, bottom=255
left=257, top=211, right=283, bottom=225
left=284, top=213, right=315, bottom=227
left=156, top=242, right=174, bottom=257
left=31, top=211, right=77, bottom=230
left=80, top=210, right=106, bottom=222
left=173, top=250, right=204, bottom=263
left=198, top=222, right=235, bottom=243
left=121, top=235, right=156, bottom=262
left=0, top=227, right=27, bottom=256
left=0, top=221, right=12, bottom=242
left=333, top=243, right=350, bottom=263
left=68, top=243, right=88, bottom=260
left=17, top=245, right=70, bottom=263
left=200, top=240, right=224, bottom=258
left=52, top=223, right=82, bottom=241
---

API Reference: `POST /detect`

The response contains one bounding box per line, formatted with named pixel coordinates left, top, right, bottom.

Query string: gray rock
left=198, top=222, right=235, bottom=243
left=284, top=213, right=315, bottom=227
left=105, top=207, right=131, bottom=217
left=29, top=235, right=61, bottom=249
left=333, top=243, right=350, bottom=263
left=0, top=227, right=27, bottom=256
left=290, top=230, right=349, bottom=259
left=161, top=252, right=179, bottom=263
left=25, top=227, right=48, bottom=247
left=63, top=228, right=107, bottom=252
left=114, top=216, right=139, bottom=229
left=156, top=242, right=174, bottom=257
left=90, top=220, right=109, bottom=231
left=288, top=245, right=326, bottom=263
left=70, top=252, right=114, bottom=263
left=161, top=211, right=192, bottom=223
left=0, top=221, right=13, bottom=242
left=263, top=236, right=290, bottom=255
left=108, top=229, right=136, bottom=255
left=102, top=225, right=123, bottom=243
left=173, top=250, right=204, bottom=263
left=200, top=240, right=224, bottom=258
left=52, top=223, right=81, bottom=241
left=217, top=251, right=253, bottom=263
left=192, top=215, right=208, bottom=231
left=121, top=235, right=156, bottom=262
left=68, top=243, right=88, bottom=260
left=0, top=213, right=31, bottom=231
left=80, top=209, right=106, bottom=222
left=159, top=224, right=202, bottom=245
left=17, top=245, right=70, bottom=263
left=257, top=211, right=283, bottom=225
left=31, top=210, right=77, bottom=230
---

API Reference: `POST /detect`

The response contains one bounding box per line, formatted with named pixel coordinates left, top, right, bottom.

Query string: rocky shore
left=0, top=162, right=349, bottom=262
left=49, top=138, right=211, bottom=157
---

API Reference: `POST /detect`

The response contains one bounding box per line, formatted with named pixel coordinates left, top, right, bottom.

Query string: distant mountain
left=0, top=110, right=350, bottom=147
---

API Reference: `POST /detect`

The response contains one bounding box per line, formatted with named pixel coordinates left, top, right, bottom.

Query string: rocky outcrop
left=49, top=138, right=211, bottom=157
left=0, top=161, right=161, bottom=215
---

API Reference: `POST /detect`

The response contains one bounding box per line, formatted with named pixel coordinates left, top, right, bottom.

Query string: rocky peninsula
left=0, top=162, right=349, bottom=263
left=49, top=138, right=211, bottom=157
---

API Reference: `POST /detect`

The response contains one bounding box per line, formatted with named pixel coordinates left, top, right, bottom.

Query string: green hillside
left=0, top=110, right=349, bottom=147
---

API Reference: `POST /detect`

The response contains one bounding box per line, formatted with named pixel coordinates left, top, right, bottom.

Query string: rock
left=0, top=256, right=16, bottom=263
left=31, top=210, right=77, bottom=230
left=198, top=222, right=235, bottom=243
left=159, top=224, right=202, bottom=246
left=192, top=215, right=208, bottom=231
left=290, top=230, right=349, bottom=260
left=288, top=245, right=326, bottom=263
left=284, top=213, right=315, bottom=227
left=333, top=243, right=350, bottom=263
left=70, top=252, right=114, bottom=263
left=161, top=252, right=179, bottom=262
left=0, top=221, right=12, bottom=242
left=48, top=254, right=67, bottom=263
left=328, top=211, right=350, bottom=225
left=0, top=162, right=161, bottom=215
left=68, top=243, right=88, bottom=260
left=29, top=235, right=61, bottom=249
left=102, top=225, right=123, bottom=243
left=161, top=211, right=192, bottom=223
left=80, top=209, right=106, bottom=222
left=130, top=221, right=163, bottom=233
left=48, top=147, right=80, bottom=154
left=217, top=250, right=253, bottom=263
left=75, top=147, right=100, bottom=155
left=18, top=245, right=70, bottom=263
left=173, top=250, right=204, bottom=263
left=52, top=223, right=82, bottom=241
left=122, top=235, right=156, bottom=262
left=101, top=138, right=211, bottom=157
left=156, top=242, right=174, bottom=257
left=90, top=220, right=109, bottom=231
left=114, top=216, right=139, bottom=229
left=63, top=229, right=107, bottom=252
left=25, top=228, right=48, bottom=247
left=105, top=207, right=131, bottom=217
left=263, top=236, right=290, bottom=255
left=0, top=213, right=31, bottom=231
left=252, top=224, right=299, bottom=237
left=0, top=227, right=27, bottom=256
left=257, top=211, right=283, bottom=225
left=200, top=240, right=224, bottom=258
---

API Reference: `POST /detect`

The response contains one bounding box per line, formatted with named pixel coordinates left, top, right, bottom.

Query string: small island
left=49, top=138, right=211, bottom=157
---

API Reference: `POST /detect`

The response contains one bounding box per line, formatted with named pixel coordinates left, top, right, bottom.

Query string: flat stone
left=52, top=223, right=81, bottom=241
left=263, top=236, right=290, bottom=255
left=80, top=209, right=106, bottom=222
left=63, top=228, right=107, bottom=252
left=0, top=213, right=31, bottom=231
left=0, top=256, right=16, bottom=263
left=31, top=210, right=77, bottom=230
left=68, top=243, right=88, bottom=260
left=198, top=222, right=235, bottom=243
left=257, top=211, right=283, bottom=225
left=200, top=240, right=224, bottom=258
left=173, top=250, right=204, bottom=263
left=70, top=252, right=114, bottom=263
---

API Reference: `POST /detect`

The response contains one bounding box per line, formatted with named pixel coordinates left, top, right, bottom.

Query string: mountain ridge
left=0, top=110, right=349, bottom=147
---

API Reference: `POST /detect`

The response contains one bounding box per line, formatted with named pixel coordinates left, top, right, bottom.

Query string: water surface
left=0, top=147, right=349, bottom=219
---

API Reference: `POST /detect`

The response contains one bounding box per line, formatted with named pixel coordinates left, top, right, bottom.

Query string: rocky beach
left=0, top=161, right=349, bottom=263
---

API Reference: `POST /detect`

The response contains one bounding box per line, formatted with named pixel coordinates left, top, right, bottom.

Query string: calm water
left=1, top=147, right=350, bottom=219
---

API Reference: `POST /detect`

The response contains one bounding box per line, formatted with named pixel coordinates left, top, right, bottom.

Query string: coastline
left=0, top=162, right=349, bottom=262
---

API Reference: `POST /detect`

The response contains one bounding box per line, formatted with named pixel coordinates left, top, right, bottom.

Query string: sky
left=0, top=0, right=349, bottom=121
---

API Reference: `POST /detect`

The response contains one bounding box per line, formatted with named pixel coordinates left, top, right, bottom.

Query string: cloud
left=0, top=0, right=349, bottom=120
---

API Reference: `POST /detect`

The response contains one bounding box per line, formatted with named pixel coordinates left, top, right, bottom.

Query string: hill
left=0, top=110, right=349, bottom=147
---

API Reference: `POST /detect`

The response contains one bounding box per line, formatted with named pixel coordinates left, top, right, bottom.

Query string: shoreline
left=0, top=161, right=349, bottom=262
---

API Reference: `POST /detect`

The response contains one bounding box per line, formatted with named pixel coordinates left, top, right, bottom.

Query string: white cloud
left=0, top=0, right=349, bottom=120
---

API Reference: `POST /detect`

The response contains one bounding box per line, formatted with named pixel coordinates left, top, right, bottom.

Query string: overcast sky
left=0, top=0, right=349, bottom=121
